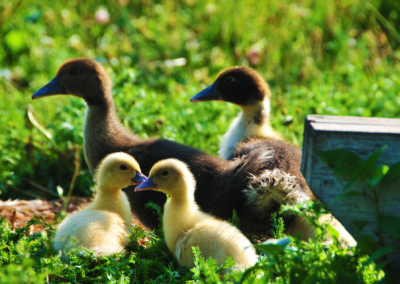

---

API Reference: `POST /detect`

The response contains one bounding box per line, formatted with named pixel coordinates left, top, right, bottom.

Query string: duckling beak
left=190, top=83, right=221, bottom=102
left=32, top=77, right=67, bottom=99
left=135, top=177, right=158, bottom=192
left=131, top=172, right=148, bottom=185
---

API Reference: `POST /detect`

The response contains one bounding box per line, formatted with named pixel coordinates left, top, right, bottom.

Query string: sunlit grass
left=0, top=1, right=399, bottom=281
left=1, top=0, right=399, bottom=199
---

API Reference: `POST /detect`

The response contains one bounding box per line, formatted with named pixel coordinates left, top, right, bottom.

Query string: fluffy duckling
left=191, top=67, right=318, bottom=238
left=53, top=152, right=147, bottom=256
left=32, top=58, right=312, bottom=240
left=135, top=159, right=258, bottom=269
left=191, top=67, right=356, bottom=246
left=191, top=66, right=284, bottom=160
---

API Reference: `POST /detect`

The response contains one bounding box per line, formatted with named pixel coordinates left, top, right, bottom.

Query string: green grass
left=0, top=203, right=384, bottom=283
left=1, top=0, right=400, bottom=199
left=1, top=0, right=400, bottom=282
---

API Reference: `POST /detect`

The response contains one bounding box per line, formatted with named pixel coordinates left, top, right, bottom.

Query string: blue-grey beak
left=190, top=83, right=221, bottom=102
left=131, top=172, right=148, bottom=185
left=32, top=77, right=67, bottom=99
left=135, top=177, right=158, bottom=192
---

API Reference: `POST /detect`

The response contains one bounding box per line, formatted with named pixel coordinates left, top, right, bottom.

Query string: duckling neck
left=87, top=189, right=132, bottom=226
left=84, top=95, right=139, bottom=173
left=219, top=99, right=283, bottom=160
left=163, top=195, right=207, bottom=255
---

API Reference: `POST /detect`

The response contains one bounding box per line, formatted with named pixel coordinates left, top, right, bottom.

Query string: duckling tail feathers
left=227, top=145, right=311, bottom=214
left=243, top=168, right=310, bottom=217
left=227, top=149, right=311, bottom=238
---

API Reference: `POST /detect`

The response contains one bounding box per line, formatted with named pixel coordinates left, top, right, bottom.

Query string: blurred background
left=1, top=0, right=399, bottom=200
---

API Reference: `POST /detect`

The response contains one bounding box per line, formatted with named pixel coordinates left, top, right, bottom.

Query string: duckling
left=53, top=152, right=147, bottom=256
left=32, top=58, right=312, bottom=240
left=190, top=66, right=284, bottom=160
left=135, top=159, right=258, bottom=269
left=191, top=67, right=356, bottom=246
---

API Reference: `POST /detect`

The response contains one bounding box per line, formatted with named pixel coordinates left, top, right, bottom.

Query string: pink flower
left=246, top=49, right=259, bottom=65
left=95, top=8, right=110, bottom=24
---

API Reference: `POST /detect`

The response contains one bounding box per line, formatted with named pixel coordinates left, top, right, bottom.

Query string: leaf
left=228, top=209, right=240, bottom=228
left=254, top=237, right=291, bottom=256
left=364, top=146, right=387, bottom=172
left=365, top=245, right=400, bottom=265
left=56, top=185, right=64, bottom=198
left=4, top=30, right=27, bottom=53
left=380, top=215, right=400, bottom=238
left=380, top=162, right=400, bottom=185
left=269, top=212, right=285, bottom=239
left=351, top=220, right=369, bottom=238
left=219, top=256, right=235, bottom=270
left=327, top=224, right=339, bottom=239
left=27, top=105, right=53, bottom=141
left=317, top=149, right=365, bottom=177
left=241, top=265, right=273, bottom=283
left=357, top=236, right=378, bottom=255
left=254, top=244, right=283, bottom=256
left=330, top=190, right=364, bottom=205
left=343, top=177, right=359, bottom=191
left=365, top=165, right=389, bottom=187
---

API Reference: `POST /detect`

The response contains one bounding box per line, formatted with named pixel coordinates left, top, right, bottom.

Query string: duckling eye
left=224, top=76, right=235, bottom=84
left=161, top=170, right=170, bottom=177
left=70, top=68, right=79, bottom=76
left=119, top=165, right=128, bottom=171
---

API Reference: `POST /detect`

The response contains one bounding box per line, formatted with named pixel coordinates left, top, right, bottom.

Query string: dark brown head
left=32, top=58, right=111, bottom=105
left=190, top=66, right=271, bottom=107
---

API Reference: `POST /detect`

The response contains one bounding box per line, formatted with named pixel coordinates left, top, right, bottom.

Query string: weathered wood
left=301, top=114, right=400, bottom=267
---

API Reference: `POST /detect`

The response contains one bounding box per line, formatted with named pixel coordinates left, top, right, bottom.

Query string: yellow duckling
left=53, top=152, right=147, bottom=256
left=135, top=159, right=258, bottom=269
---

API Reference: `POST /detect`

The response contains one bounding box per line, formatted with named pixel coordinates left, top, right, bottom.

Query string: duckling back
left=175, top=217, right=257, bottom=269
left=53, top=209, right=130, bottom=256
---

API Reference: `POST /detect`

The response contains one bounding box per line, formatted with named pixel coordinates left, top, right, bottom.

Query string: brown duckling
left=190, top=66, right=317, bottom=238
left=135, top=159, right=258, bottom=269
left=191, top=67, right=356, bottom=246
left=32, top=58, right=312, bottom=240
left=53, top=152, right=147, bottom=256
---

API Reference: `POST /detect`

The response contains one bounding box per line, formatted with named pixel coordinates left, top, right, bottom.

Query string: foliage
left=190, top=247, right=241, bottom=283
left=317, top=147, right=400, bottom=280
left=0, top=202, right=385, bottom=283
left=269, top=212, right=285, bottom=239
left=1, top=0, right=399, bottom=282
left=228, top=209, right=240, bottom=228
left=1, top=0, right=400, bottom=199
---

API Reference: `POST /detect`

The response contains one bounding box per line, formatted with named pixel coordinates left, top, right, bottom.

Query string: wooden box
left=301, top=115, right=400, bottom=267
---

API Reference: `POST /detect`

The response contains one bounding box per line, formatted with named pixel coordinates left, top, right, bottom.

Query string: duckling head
left=135, top=159, right=196, bottom=199
left=190, top=66, right=271, bottom=107
left=95, top=152, right=147, bottom=192
left=32, top=58, right=111, bottom=105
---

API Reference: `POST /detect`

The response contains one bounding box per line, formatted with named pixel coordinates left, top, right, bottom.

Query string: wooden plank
left=304, top=114, right=400, bottom=125
left=301, top=114, right=400, bottom=268
left=310, top=122, right=400, bottom=134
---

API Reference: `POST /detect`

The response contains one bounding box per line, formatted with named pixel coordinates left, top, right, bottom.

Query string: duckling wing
left=176, top=219, right=257, bottom=269
left=53, top=210, right=130, bottom=256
